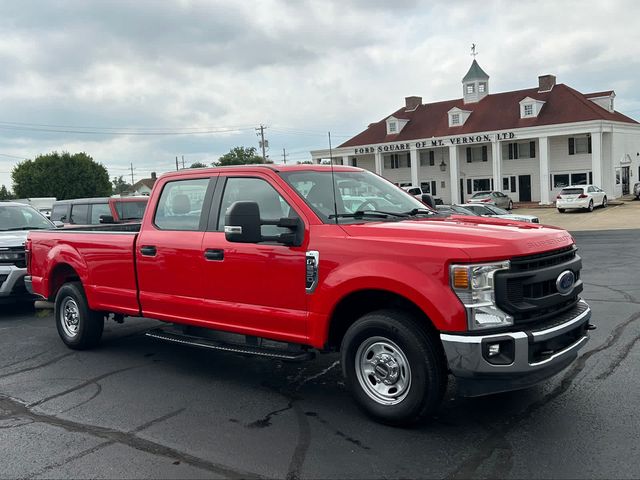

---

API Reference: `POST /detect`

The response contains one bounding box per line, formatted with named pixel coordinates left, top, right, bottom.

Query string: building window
left=510, top=176, right=516, bottom=193
left=466, top=83, right=475, bottom=94
left=389, top=122, right=397, bottom=133
left=523, top=104, right=533, bottom=116
left=472, top=178, right=491, bottom=192
left=571, top=173, right=587, bottom=185
left=503, top=178, right=509, bottom=190
left=505, top=141, right=536, bottom=159
left=384, top=154, right=410, bottom=169
left=568, top=136, right=592, bottom=155
left=466, top=146, right=488, bottom=162
left=553, top=174, right=570, bottom=188
left=351, top=158, right=358, bottom=167
left=616, top=168, right=621, bottom=185
left=451, top=114, right=460, bottom=125
left=420, top=182, right=431, bottom=194
left=478, top=82, right=486, bottom=93
left=429, top=150, right=435, bottom=166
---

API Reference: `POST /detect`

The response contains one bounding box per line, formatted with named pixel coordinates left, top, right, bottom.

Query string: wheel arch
left=48, top=263, right=81, bottom=301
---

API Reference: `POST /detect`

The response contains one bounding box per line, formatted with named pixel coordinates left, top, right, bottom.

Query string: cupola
left=462, top=59, right=489, bottom=104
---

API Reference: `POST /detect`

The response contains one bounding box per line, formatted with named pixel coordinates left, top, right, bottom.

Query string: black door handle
left=140, top=245, right=157, bottom=256
left=204, top=249, right=224, bottom=261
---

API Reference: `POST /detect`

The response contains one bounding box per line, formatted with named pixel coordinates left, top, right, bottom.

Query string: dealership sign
left=353, top=132, right=516, bottom=154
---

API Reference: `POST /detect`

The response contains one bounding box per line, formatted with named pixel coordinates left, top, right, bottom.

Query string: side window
left=70, top=204, right=89, bottom=224
left=50, top=204, right=68, bottom=222
left=90, top=203, right=111, bottom=224
left=154, top=178, right=210, bottom=231
left=587, top=186, right=595, bottom=193
left=218, top=177, right=296, bottom=236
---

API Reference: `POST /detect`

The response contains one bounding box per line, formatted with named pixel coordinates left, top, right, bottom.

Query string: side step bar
left=145, top=328, right=315, bottom=361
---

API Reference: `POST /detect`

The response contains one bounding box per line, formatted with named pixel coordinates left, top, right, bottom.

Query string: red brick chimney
left=151, top=172, right=157, bottom=180
left=538, top=75, right=556, bottom=92
left=405, top=96, right=422, bottom=111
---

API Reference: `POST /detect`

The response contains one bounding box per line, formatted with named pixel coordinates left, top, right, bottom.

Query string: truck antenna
left=328, top=131, right=338, bottom=224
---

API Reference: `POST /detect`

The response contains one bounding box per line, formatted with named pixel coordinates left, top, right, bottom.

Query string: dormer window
left=451, top=114, right=460, bottom=125
left=448, top=107, right=471, bottom=127
left=478, top=82, right=486, bottom=93
left=519, top=96, right=545, bottom=118
left=466, top=84, right=475, bottom=94
left=385, top=116, right=408, bottom=135
left=389, top=121, right=397, bottom=133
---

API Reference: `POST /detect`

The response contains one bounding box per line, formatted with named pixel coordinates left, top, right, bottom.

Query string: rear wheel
left=602, top=196, right=607, bottom=208
left=507, top=200, right=513, bottom=210
left=341, top=309, right=447, bottom=426
left=558, top=208, right=566, bottom=213
left=55, top=282, right=104, bottom=350
left=587, top=200, right=594, bottom=212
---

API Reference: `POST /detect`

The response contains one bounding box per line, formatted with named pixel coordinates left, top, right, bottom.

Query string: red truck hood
left=340, top=215, right=573, bottom=261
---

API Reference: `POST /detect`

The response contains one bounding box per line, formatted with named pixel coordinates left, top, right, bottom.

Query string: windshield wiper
left=329, top=210, right=409, bottom=219
left=402, top=208, right=436, bottom=216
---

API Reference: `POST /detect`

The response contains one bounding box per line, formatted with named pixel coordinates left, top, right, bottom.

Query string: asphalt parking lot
left=1, top=229, right=639, bottom=479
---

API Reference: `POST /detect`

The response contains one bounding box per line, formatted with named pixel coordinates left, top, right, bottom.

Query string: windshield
left=114, top=199, right=148, bottom=220
left=0, top=204, right=55, bottom=231
left=280, top=170, right=432, bottom=223
left=485, top=205, right=509, bottom=215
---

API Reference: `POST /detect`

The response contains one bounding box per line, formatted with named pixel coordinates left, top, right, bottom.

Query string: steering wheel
left=353, top=199, right=379, bottom=212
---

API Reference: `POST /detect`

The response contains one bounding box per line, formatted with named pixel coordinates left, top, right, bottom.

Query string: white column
left=374, top=151, right=383, bottom=175
left=410, top=146, right=419, bottom=187
left=449, top=145, right=460, bottom=204
left=539, top=136, right=551, bottom=205
left=491, top=140, right=501, bottom=193
left=591, top=131, right=603, bottom=187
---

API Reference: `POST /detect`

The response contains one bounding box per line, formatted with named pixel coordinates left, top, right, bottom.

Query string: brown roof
left=585, top=90, right=614, bottom=98
left=130, top=178, right=156, bottom=190
left=339, top=84, right=637, bottom=148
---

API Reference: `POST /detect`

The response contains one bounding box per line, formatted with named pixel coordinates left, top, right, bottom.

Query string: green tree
left=189, top=161, right=208, bottom=168
left=12, top=151, right=112, bottom=200
left=213, top=146, right=272, bottom=166
left=112, top=176, right=132, bottom=195
left=0, top=184, right=13, bottom=200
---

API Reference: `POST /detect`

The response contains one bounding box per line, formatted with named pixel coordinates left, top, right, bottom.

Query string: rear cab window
left=560, top=188, right=584, bottom=195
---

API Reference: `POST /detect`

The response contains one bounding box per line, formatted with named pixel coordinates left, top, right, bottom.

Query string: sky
left=1, top=0, right=639, bottom=191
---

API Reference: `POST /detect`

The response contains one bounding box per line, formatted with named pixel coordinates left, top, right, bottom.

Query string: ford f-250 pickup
left=26, top=165, right=593, bottom=425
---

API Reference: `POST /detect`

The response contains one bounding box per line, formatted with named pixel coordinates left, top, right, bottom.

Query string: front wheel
left=587, top=200, right=594, bottom=212
left=558, top=208, right=566, bottom=213
left=341, top=310, right=447, bottom=426
left=55, top=282, right=104, bottom=350
left=602, top=196, right=607, bottom=208
left=507, top=200, right=513, bottom=210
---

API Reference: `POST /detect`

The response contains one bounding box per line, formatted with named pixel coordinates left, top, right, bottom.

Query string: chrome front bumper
left=441, top=300, right=591, bottom=396
left=0, top=265, right=32, bottom=301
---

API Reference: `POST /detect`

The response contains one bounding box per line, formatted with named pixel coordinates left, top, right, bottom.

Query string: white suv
left=556, top=185, right=607, bottom=213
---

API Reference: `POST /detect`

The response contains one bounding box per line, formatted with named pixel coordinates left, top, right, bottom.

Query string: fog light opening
left=488, top=343, right=500, bottom=357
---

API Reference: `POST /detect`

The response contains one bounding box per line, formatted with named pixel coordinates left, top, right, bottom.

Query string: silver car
left=467, top=191, right=513, bottom=210
left=458, top=203, right=539, bottom=223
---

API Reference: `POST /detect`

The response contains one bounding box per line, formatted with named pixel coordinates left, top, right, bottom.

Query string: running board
left=145, top=328, right=315, bottom=361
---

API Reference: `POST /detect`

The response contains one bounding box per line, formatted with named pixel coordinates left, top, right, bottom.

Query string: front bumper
left=0, top=265, right=34, bottom=303
left=441, top=300, right=591, bottom=396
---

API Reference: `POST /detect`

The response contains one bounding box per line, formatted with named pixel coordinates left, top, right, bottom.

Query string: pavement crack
left=0, top=394, right=264, bottom=479
left=246, top=403, right=293, bottom=429
left=131, top=408, right=186, bottom=433
left=58, top=383, right=103, bottom=414
left=0, top=352, right=76, bottom=380
left=26, top=440, right=114, bottom=479
left=595, top=331, right=640, bottom=380
left=0, top=349, right=51, bottom=371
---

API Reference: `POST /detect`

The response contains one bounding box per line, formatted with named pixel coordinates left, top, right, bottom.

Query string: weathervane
left=471, top=43, right=478, bottom=58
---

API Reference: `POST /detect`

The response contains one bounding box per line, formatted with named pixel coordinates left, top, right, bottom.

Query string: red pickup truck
left=26, top=165, right=592, bottom=425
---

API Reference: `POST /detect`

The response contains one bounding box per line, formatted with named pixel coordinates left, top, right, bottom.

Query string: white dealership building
left=310, top=60, right=640, bottom=204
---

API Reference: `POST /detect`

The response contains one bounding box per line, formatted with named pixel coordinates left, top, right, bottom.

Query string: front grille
left=0, top=247, right=26, bottom=268
left=495, top=246, right=583, bottom=327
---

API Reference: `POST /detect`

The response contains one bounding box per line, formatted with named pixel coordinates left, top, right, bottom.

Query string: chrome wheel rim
left=60, top=297, right=80, bottom=338
left=355, top=336, right=411, bottom=405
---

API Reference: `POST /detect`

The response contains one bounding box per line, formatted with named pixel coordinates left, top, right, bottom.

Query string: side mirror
left=224, top=201, right=262, bottom=243
left=53, top=221, right=64, bottom=228
left=100, top=215, right=115, bottom=224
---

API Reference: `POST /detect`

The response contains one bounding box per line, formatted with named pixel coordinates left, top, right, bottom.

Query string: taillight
left=25, top=239, right=32, bottom=273
left=578, top=194, right=588, bottom=198
left=481, top=198, right=490, bottom=202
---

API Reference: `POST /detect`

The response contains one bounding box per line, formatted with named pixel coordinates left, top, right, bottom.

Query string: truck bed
left=28, top=227, right=141, bottom=316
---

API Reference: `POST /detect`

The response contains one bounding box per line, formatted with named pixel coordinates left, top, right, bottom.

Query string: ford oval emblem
left=556, top=270, right=576, bottom=295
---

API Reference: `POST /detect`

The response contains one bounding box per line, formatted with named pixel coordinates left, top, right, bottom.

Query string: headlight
left=450, top=261, right=513, bottom=330
left=0, top=251, right=23, bottom=262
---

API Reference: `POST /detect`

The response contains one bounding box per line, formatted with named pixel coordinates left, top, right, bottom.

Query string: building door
left=518, top=175, right=532, bottom=202
left=622, top=166, right=630, bottom=195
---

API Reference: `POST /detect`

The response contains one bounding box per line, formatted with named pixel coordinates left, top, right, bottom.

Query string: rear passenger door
left=136, top=176, right=217, bottom=323
left=69, top=203, right=89, bottom=225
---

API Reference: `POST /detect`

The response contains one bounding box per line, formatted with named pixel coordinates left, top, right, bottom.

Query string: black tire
left=54, top=282, right=104, bottom=350
left=558, top=208, right=566, bottom=213
left=341, top=309, right=447, bottom=426
left=507, top=200, right=513, bottom=210
left=602, top=196, right=607, bottom=208
left=587, top=200, right=594, bottom=212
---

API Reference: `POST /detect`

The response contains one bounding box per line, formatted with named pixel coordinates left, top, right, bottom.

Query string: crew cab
left=26, top=165, right=593, bottom=425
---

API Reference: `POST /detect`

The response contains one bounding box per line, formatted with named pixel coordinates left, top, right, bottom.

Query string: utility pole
left=130, top=163, right=135, bottom=185
left=256, top=124, right=268, bottom=162
left=282, top=148, right=287, bottom=165
left=175, top=156, right=179, bottom=171
left=181, top=155, right=185, bottom=169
